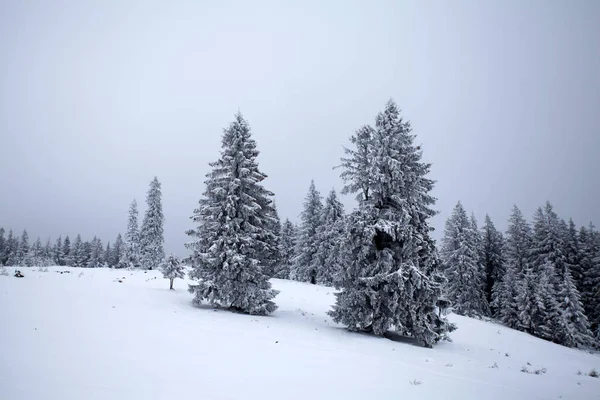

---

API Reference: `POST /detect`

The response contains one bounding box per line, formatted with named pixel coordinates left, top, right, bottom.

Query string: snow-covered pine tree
left=275, top=219, right=297, bottom=279
left=15, top=229, right=30, bottom=266
left=160, top=254, right=185, bottom=290
left=139, top=177, right=165, bottom=270
left=497, top=205, right=532, bottom=329
left=53, top=236, right=63, bottom=265
left=71, top=234, right=86, bottom=268
left=564, top=219, right=583, bottom=291
left=5, top=230, right=18, bottom=266
left=531, top=203, right=592, bottom=346
left=113, top=234, right=125, bottom=268
left=292, top=180, right=323, bottom=284
left=123, top=199, right=141, bottom=269
left=44, top=238, right=53, bottom=265
left=82, top=240, right=92, bottom=267
left=62, top=236, right=72, bottom=266
left=104, top=242, right=112, bottom=267
left=441, top=202, right=490, bottom=317
left=580, top=223, right=600, bottom=335
left=329, top=100, right=454, bottom=347
left=30, top=237, right=43, bottom=266
left=481, top=215, right=506, bottom=317
left=0, top=227, right=5, bottom=265
left=261, top=201, right=282, bottom=277
left=186, top=113, right=279, bottom=315
left=314, top=188, right=345, bottom=285
left=86, top=237, right=103, bottom=268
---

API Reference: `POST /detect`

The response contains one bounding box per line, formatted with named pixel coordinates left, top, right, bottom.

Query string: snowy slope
left=1, top=267, right=599, bottom=400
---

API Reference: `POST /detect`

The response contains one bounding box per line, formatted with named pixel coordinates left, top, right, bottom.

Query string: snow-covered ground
left=1, top=267, right=599, bottom=400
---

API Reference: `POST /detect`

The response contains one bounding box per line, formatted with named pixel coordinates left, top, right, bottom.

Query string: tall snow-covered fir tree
left=123, top=199, right=141, bottom=269
left=62, top=236, right=72, bottom=266
left=530, top=203, right=591, bottom=347
left=481, top=215, right=506, bottom=317
left=139, top=177, right=165, bottom=270
left=112, top=233, right=125, bottom=268
left=579, top=223, right=600, bottom=337
left=86, top=237, right=103, bottom=268
left=5, top=230, right=18, bottom=266
left=275, top=219, right=297, bottom=279
left=185, top=113, right=279, bottom=315
left=329, top=100, right=454, bottom=347
left=292, top=180, right=323, bottom=284
left=314, top=188, right=345, bottom=285
left=70, top=234, right=86, bottom=268
left=15, top=229, right=30, bottom=266
left=0, top=227, right=5, bottom=265
left=261, top=201, right=282, bottom=277
left=440, top=202, right=490, bottom=317
left=497, top=205, right=532, bottom=329
left=160, top=254, right=185, bottom=290
left=563, top=219, right=583, bottom=290
left=104, top=242, right=112, bottom=267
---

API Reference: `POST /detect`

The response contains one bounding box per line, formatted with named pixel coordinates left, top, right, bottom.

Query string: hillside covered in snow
left=1, top=267, right=599, bottom=400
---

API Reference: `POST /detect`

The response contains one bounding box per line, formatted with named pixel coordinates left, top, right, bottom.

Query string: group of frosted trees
left=440, top=201, right=600, bottom=347
left=0, top=177, right=165, bottom=271
left=185, top=101, right=455, bottom=347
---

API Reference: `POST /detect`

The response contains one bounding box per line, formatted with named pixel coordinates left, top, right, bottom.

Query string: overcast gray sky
left=1, top=0, right=599, bottom=254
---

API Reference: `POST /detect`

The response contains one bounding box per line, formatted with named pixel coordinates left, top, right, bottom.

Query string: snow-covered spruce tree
left=292, top=180, right=323, bottom=284
left=53, top=236, right=63, bottom=265
left=70, top=234, right=86, bottom=268
left=261, top=201, right=282, bottom=277
left=481, top=215, right=506, bottom=317
left=563, top=219, right=583, bottom=291
left=580, top=223, right=600, bottom=335
left=86, top=237, right=103, bottom=268
left=123, top=199, right=141, bottom=269
left=186, top=113, right=279, bottom=315
left=275, top=219, right=297, bottom=279
left=139, top=177, right=165, bottom=270
left=441, top=202, right=490, bottom=317
left=15, top=229, right=30, bottom=266
left=0, top=227, right=5, bottom=265
left=314, top=188, right=345, bottom=285
left=329, top=100, right=454, bottom=347
left=496, top=205, right=532, bottom=329
left=44, top=239, right=53, bottom=265
left=5, top=230, right=19, bottom=266
left=62, top=236, right=72, bottom=266
left=104, top=242, right=112, bottom=267
left=531, top=203, right=592, bottom=346
left=160, top=254, right=185, bottom=290
left=113, top=233, right=126, bottom=268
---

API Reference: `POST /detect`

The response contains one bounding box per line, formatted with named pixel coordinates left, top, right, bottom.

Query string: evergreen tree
left=275, top=219, right=297, bottom=279
left=62, top=236, right=71, bottom=266
left=104, top=242, right=112, bottom=267
left=314, top=188, right=345, bottom=285
left=497, top=206, right=531, bottom=329
left=5, top=230, right=18, bottom=266
left=82, top=240, right=92, bottom=266
left=261, top=201, right=282, bottom=277
left=5, top=229, right=19, bottom=265
left=87, top=237, right=103, bottom=268
left=16, top=229, right=30, bottom=266
left=530, top=203, right=591, bottom=346
left=123, top=199, right=141, bottom=269
left=186, top=113, right=279, bottom=315
left=329, top=100, right=454, bottom=347
left=481, top=215, right=506, bottom=316
left=44, top=239, right=53, bottom=265
left=71, top=235, right=86, bottom=268
left=112, top=234, right=125, bottom=268
left=292, top=180, right=323, bottom=284
left=580, top=223, right=600, bottom=334
left=139, top=177, right=165, bottom=270
left=0, top=227, right=5, bottom=265
left=441, top=202, right=490, bottom=317
left=564, top=219, right=583, bottom=291
left=160, top=254, right=185, bottom=290
left=54, top=236, right=63, bottom=266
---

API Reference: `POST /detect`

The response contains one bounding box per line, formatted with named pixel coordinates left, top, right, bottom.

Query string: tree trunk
left=170, top=278, right=174, bottom=290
